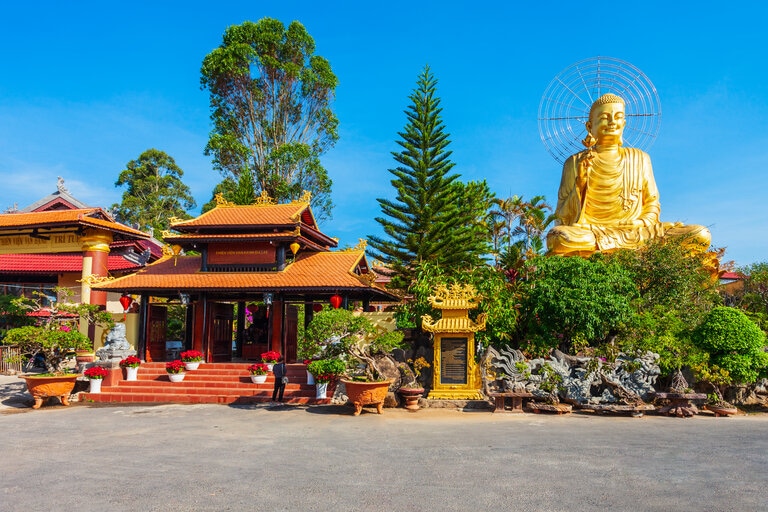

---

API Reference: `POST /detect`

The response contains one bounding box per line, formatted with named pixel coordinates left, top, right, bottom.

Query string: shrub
left=692, top=306, right=768, bottom=384
left=307, top=359, right=346, bottom=383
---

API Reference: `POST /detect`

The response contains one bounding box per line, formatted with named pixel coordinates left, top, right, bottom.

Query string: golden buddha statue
left=547, top=93, right=711, bottom=256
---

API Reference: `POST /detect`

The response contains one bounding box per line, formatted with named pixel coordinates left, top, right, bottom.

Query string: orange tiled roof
left=0, top=208, right=149, bottom=239
left=92, top=251, right=397, bottom=299
left=171, top=203, right=312, bottom=230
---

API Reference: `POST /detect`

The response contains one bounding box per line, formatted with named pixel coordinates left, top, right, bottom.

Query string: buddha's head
left=586, top=93, right=626, bottom=145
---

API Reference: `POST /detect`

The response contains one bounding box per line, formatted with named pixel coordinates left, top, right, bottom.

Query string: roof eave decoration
left=421, top=284, right=487, bottom=333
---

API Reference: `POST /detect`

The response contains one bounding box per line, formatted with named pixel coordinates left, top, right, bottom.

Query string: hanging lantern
left=119, top=294, right=134, bottom=321
left=312, top=303, right=323, bottom=313
left=330, top=294, right=343, bottom=309
left=290, top=242, right=300, bottom=255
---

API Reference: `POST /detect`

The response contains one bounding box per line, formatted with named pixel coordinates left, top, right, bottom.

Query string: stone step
left=83, top=362, right=330, bottom=406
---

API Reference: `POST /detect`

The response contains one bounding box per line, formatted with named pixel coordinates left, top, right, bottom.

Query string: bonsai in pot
left=1, top=289, right=113, bottom=408
left=304, top=308, right=405, bottom=414
left=4, top=324, right=92, bottom=408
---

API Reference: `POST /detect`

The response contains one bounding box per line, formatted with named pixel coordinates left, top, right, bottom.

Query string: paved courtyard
left=2, top=373, right=767, bottom=512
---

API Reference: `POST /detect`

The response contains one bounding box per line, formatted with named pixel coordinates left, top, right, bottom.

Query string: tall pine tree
left=369, top=66, right=488, bottom=289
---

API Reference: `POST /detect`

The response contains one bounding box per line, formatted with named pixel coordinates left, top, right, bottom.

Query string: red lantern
left=312, top=303, right=323, bottom=313
left=330, top=294, right=343, bottom=309
left=119, top=294, right=134, bottom=321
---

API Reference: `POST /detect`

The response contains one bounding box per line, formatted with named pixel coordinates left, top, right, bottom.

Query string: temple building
left=0, top=178, right=162, bottom=316
left=92, top=193, right=399, bottom=363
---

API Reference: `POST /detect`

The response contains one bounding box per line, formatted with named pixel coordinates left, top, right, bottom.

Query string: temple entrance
left=210, top=302, right=234, bottom=362
left=146, top=305, right=167, bottom=362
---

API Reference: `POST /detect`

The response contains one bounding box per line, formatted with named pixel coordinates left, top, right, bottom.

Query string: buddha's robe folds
left=547, top=147, right=710, bottom=255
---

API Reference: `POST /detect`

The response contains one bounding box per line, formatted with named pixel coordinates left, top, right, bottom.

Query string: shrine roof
left=0, top=253, right=150, bottom=273
left=92, top=250, right=397, bottom=300
left=0, top=209, right=149, bottom=239
left=171, top=202, right=315, bottom=230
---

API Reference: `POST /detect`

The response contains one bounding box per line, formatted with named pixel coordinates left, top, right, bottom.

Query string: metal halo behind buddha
left=538, top=56, right=662, bottom=164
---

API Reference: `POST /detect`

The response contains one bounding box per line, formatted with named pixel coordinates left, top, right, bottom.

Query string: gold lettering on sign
left=440, top=337, right=468, bottom=385
left=0, top=233, right=81, bottom=254
left=207, top=242, right=276, bottom=265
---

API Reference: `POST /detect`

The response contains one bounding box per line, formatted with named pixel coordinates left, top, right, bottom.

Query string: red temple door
left=146, top=305, right=167, bottom=362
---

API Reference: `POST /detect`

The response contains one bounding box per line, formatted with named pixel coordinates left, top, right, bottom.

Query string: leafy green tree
left=515, top=254, right=637, bottom=356
left=731, top=261, right=768, bottom=332
left=200, top=18, right=338, bottom=220
left=605, top=237, right=722, bottom=374
left=692, top=306, right=768, bottom=384
left=112, top=148, right=196, bottom=236
left=369, top=66, right=488, bottom=288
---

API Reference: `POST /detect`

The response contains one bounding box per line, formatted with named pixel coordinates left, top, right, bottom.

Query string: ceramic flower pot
left=124, top=366, right=139, bottom=381
left=306, top=371, right=315, bottom=385
left=168, top=373, right=186, bottom=383
left=316, top=382, right=328, bottom=399
left=250, top=374, right=268, bottom=384
left=88, top=379, right=103, bottom=394
left=184, top=361, right=200, bottom=371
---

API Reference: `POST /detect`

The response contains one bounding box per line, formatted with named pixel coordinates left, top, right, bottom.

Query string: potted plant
left=304, top=308, right=405, bottom=414
left=4, top=324, right=92, bottom=409
left=83, top=365, right=109, bottom=393
left=165, top=360, right=186, bottom=382
left=119, top=355, right=142, bottom=381
left=180, top=350, right=204, bottom=371
left=397, top=356, right=431, bottom=411
left=247, top=363, right=270, bottom=384
left=307, top=358, right=346, bottom=399
left=261, top=350, right=281, bottom=370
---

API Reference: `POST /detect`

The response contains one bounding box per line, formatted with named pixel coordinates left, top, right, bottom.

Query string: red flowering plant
left=165, top=360, right=186, bottom=374
left=119, top=355, right=141, bottom=368
left=180, top=350, right=203, bottom=362
left=83, top=366, right=109, bottom=380
left=247, top=363, right=269, bottom=375
left=261, top=350, right=281, bottom=363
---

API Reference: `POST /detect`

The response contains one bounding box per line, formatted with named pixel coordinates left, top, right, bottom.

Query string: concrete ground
left=2, top=374, right=767, bottom=512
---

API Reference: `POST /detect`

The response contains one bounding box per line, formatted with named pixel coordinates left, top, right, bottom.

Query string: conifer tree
left=369, top=66, right=488, bottom=289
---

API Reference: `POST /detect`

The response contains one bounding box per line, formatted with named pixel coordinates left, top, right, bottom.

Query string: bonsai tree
left=1, top=289, right=109, bottom=374
left=304, top=308, right=405, bottom=381
left=3, top=324, right=91, bottom=374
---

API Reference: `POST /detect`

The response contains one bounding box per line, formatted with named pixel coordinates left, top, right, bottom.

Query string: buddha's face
left=587, top=102, right=625, bottom=142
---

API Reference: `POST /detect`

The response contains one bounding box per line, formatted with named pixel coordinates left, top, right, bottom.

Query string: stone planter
left=341, top=379, right=393, bottom=416
left=21, top=374, right=79, bottom=409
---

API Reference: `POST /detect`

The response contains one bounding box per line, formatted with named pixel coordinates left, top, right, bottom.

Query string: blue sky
left=1, top=1, right=767, bottom=267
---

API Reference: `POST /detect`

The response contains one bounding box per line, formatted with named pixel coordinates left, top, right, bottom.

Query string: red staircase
left=83, top=363, right=330, bottom=406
